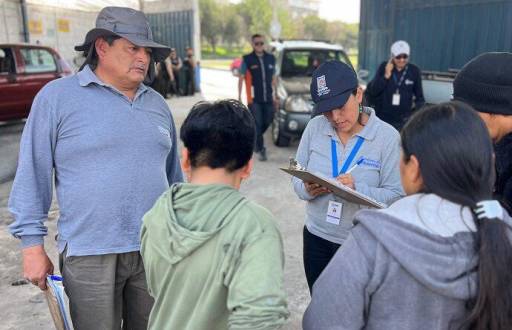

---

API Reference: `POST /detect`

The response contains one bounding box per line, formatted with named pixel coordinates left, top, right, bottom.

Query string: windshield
left=280, top=49, right=350, bottom=77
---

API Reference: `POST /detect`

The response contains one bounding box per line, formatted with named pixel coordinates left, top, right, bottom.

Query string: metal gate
left=147, top=10, right=194, bottom=59
left=358, top=0, right=512, bottom=76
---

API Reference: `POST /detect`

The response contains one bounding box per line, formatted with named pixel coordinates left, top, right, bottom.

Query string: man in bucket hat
left=8, top=7, right=183, bottom=329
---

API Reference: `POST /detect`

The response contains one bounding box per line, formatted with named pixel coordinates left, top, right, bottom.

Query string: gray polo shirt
left=293, top=107, right=404, bottom=244
left=8, top=65, right=183, bottom=256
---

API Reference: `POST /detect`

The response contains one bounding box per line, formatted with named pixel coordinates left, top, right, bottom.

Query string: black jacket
left=366, top=62, right=425, bottom=129
left=495, top=133, right=512, bottom=214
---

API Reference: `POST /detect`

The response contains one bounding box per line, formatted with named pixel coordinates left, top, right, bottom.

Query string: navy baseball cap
left=310, top=60, right=358, bottom=115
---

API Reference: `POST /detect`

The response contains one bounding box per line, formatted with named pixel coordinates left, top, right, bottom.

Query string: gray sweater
left=8, top=66, right=183, bottom=256
left=293, top=107, right=404, bottom=244
left=303, top=194, right=512, bottom=330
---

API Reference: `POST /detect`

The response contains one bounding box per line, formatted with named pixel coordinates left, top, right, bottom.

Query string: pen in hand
left=345, top=158, right=365, bottom=174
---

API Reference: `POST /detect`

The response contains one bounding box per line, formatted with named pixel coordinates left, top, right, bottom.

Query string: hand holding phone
left=384, top=57, right=394, bottom=79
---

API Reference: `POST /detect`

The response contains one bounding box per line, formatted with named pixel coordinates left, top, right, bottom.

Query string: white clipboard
left=45, top=275, right=72, bottom=330
left=282, top=166, right=386, bottom=209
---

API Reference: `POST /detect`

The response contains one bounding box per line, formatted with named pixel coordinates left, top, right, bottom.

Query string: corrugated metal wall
left=147, top=10, right=194, bottom=59
left=359, top=0, right=512, bottom=77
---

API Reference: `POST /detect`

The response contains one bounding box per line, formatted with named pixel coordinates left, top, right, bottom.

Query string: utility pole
left=20, top=0, right=30, bottom=42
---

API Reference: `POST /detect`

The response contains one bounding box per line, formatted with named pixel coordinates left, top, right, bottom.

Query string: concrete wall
left=0, top=0, right=200, bottom=69
left=26, top=4, right=96, bottom=68
left=0, top=0, right=24, bottom=43
left=0, top=1, right=96, bottom=67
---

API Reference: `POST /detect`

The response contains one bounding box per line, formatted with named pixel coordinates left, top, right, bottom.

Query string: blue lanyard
left=392, top=65, right=408, bottom=90
left=331, top=136, right=364, bottom=177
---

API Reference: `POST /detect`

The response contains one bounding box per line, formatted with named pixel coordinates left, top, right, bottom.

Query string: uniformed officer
left=238, top=34, right=277, bottom=161
left=366, top=40, right=425, bottom=130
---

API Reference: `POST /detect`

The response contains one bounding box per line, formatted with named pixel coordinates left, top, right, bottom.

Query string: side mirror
left=358, top=69, right=369, bottom=79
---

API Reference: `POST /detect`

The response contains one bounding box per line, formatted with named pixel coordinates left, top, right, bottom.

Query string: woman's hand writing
left=304, top=181, right=330, bottom=197
left=336, top=174, right=355, bottom=189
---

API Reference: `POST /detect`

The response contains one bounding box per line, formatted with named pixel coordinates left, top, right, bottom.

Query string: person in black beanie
left=453, top=52, right=512, bottom=213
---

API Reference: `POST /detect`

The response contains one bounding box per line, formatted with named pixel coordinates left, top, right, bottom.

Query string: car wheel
left=272, top=115, right=291, bottom=147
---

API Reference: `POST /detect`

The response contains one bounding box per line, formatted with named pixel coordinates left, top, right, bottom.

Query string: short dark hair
left=251, top=34, right=263, bottom=41
left=103, top=35, right=121, bottom=45
left=180, top=99, right=256, bottom=172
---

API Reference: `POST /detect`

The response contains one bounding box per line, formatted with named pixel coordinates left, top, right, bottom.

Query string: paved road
left=0, top=120, right=25, bottom=183
left=202, top=68, right=310, bottom=329
left=0, top=69, right=309, bottom=329
left=200, top=67, right=250, bottom=102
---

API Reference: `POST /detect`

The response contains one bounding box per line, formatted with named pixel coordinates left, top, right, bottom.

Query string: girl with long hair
left=303, top=101, right=512, bottom=329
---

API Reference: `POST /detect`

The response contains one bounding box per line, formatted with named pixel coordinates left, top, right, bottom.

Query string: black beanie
left=453, top=52, right=512, bottom=115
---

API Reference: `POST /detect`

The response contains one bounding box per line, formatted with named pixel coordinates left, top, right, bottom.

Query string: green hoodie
left=140, top=183, right=289, bottom=330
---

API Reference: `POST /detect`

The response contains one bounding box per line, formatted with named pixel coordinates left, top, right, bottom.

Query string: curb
left=200, top=67, right=230, bottom=72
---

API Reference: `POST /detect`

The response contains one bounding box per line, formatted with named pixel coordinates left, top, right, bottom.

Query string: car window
left=281, top=49, right=350, bottom=77
left=0, top=48, right=15, bottom=74
left=20, top=48, right=57, bottom=73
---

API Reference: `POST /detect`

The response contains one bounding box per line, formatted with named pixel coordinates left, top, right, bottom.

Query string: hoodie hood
left=144, top=183, right=247, bottom=265
left=355, top=194, right=479, bottom=300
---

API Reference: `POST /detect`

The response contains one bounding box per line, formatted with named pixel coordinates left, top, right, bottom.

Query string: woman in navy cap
left=303, top=101, right=512, bottom=330
left=292, top=60, right=404, bottom=292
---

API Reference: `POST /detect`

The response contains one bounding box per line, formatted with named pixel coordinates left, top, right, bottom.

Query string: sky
left=318, top=0, right=360, bottom=23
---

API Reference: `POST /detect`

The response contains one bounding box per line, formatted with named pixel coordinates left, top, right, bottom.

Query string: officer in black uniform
left=366, top=40, right=425, bottom=130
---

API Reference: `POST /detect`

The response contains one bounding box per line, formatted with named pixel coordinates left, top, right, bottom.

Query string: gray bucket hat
left=75, top=6, right=170, bottom=61
left=75, top=7, right=170, bottom=84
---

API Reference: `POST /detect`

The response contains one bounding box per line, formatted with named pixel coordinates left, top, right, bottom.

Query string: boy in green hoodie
left=140, top=99, right=289, bottom=330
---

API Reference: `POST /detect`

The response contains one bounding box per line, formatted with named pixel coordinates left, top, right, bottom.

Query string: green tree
left=302, top=15, right=328, bottom=40
left=223, top=6, right=243, bottom=49
left=326, top=21, right=359, bottom=51
left=277, top=8, right=298, bottom=39
left=238, top=0, right=273, bottom=38
left=199, top=0, right=223, bottom=53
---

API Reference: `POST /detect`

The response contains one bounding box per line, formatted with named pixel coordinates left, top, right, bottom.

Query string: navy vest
left=243, top=51, right=275, bottom=103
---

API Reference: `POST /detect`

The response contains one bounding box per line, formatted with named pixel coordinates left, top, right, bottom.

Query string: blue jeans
left=250, top=102, right=274, bottom=152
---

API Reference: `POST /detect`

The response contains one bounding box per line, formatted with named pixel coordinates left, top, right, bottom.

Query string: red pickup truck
left=0, top=44, right=72, bottom=121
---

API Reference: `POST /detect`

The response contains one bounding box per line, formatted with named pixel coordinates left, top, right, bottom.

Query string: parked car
left=271, top=40, right=365, bottom=147
left=230, top=57, right=242, bottom=77
left=0, top=43, right=72, bottom=121
left=421, top=70, right=456, bottom=105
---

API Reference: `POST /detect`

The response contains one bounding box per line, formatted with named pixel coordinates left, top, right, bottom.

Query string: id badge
left=326, top=200, right=343, bottom=225
left=392, top=93, right=401, bottom=106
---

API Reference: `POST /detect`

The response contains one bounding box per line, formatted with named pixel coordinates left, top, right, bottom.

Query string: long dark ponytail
left=401, top=101, right=512, bottom=329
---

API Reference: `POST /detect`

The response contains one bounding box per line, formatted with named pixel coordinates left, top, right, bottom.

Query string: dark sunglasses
left=254, top=42, right=264, bottom=46
left=395, top=54, right=409, bottom=60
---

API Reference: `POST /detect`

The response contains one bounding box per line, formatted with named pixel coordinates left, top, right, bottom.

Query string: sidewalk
left=0, top=94, right=201, bottom=330
left=200, top=59, right=232, bottom=71
left=0, top=91, right=308, bottom=330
